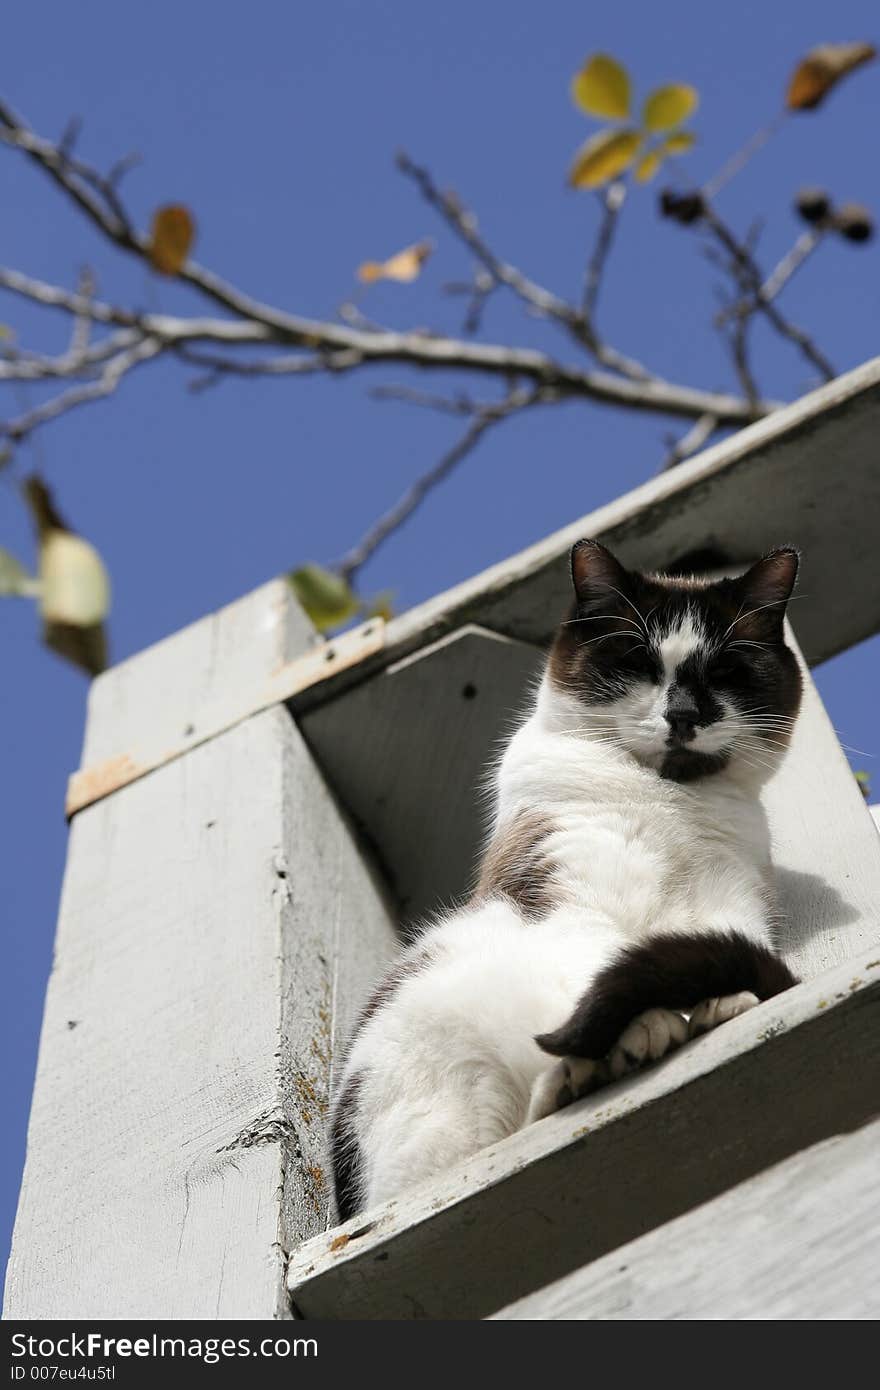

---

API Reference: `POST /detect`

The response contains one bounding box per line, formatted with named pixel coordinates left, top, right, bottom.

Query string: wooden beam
left=493, top=1117, right=880, bottom=1320
left=287, top=946, right=880, bottom=1320
left=4, top=589, right=398, bottom=1319
left=63, top=361, right=880, bottom=817
left=292, top=356, right=880, bottom=714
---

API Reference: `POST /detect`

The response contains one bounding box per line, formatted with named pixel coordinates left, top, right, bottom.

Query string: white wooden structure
left=5, top=359, right=880, bottom=1320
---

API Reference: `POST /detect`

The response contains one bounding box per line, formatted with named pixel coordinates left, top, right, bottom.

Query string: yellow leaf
left=40, top=531, right=111, bottom=627
left=642, top=84, right=698, bottom=132
left=787, top=42, right=876, bottom=111
left=634, top=150, right=664, bottom=183
left=22, top=477, right=110, bottom=674
left=148, top=205, right=196, bottom=276
left=571, top=54, right=631, bottom=120
left=568, top=128, right=642, bottom=189
left=357, top=240, right=434, bottom=285
left=663, top=131, right=696, bottom=155
left=289, top=564, right=361, bottom=631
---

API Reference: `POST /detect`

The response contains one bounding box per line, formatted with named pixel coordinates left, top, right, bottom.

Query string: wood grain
left=494, top=1117, right=880, bottom=1319
left=4, top=591, right=397, bottom=1319
left=288, top=947, right=880, bottom=1319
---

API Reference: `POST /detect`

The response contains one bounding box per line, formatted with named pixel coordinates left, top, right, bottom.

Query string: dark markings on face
left=549, top=540, right=803, bottom=782
left=474, top=811, right=556, bottom=920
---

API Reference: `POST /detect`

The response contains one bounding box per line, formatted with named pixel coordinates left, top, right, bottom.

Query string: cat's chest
left=547, top=788, right=761, bottom=905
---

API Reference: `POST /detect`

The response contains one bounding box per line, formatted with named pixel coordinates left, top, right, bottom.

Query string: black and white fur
left=331, top=542, right=802, bottom=1219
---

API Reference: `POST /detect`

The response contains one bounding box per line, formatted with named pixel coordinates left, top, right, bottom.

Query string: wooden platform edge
left=287, top=943, right=880, bottom=1319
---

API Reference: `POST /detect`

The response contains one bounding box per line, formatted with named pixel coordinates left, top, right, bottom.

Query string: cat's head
left=548, top=540, right=803, bottom=782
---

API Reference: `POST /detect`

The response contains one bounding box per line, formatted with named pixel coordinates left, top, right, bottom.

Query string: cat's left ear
left=731, top=547, right=799, bottom=636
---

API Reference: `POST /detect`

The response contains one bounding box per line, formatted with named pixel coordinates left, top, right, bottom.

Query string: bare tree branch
left=4, top=93, right=839, bottom=608
left=1, top=336, right=162, bottom=440
left=702, top=207, right=835, bottom=381
left=396, top=152, right=651, bottom=382
left=1, top=261, right=770, bottom=427
left=582, top=182, right=626, bottom=323
left=337, top=388, right=540, bottom=584
left=718, top=226, right=827, bottom=324
left=662, top=412, right=720, bottom=470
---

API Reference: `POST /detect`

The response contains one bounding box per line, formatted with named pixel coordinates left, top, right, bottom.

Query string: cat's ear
left=730, top=547, right=799, bottom=637
left=570, top=540, right=631, bottom=612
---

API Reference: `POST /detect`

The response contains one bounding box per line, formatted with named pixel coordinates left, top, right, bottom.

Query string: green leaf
left=289, top=564, right=361, bottom=631
left=663, top=130, right=697, bottom=155
left=569, top=128, right=642, bottom=189
left=571, top=54, right=632, bottom=120
left=634, top=149, right=665, bottom=183
left=365, top=590, right=395, bottom=622
left=854, top=769, right=871, bottom=801
left=642, top=83, right=698, bottom=132
left=0, top=547, right=39, bottom=598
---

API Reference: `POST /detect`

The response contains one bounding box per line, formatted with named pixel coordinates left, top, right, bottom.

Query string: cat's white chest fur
left=497, top=678, right=773, bottom=948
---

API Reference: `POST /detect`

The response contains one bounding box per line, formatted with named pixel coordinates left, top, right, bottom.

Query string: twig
left=702, top=112, right=787, bottom=200
left=369, top=385, right=480, bottom=416
left=337, top=390, right=539, bottom=583
left=662, top=412, right=719, bottom=470
left=583, top=182, right=626, bottom=323
left=702, top=207, right=835, bottom=382
left=718, top=227, right=827, bottom=323
left=397, top=151, right=650, bottom=382
left=1, top=337, right=162, bottom=440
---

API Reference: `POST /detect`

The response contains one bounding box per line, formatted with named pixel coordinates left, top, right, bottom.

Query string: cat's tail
left=535, top=929, right=797, bottom=1059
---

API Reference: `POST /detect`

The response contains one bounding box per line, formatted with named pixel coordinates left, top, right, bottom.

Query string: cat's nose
left=666, top=695, right=700, bottom=743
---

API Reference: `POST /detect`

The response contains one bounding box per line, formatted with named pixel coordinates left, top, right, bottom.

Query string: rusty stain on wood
left=65, top=618, right=386, bottom=818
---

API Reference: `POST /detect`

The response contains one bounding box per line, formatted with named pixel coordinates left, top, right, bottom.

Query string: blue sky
left=2, top=0, right=878, bottom=1275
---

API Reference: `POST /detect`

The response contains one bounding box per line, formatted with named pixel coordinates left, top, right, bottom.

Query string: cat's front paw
left=607, top=1006, right=688, bottom=1080
left=688, top=991, right=759, bottom=1038
left=527, top=1055, right=610, bottom=1123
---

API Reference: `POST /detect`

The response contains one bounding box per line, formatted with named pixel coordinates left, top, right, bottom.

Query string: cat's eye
left=628, top=649, right=658, bottom=680
left=710, top=651, right=745, bottom=681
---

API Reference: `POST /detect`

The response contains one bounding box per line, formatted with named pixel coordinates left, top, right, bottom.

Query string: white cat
left=330, top=541, right=802, bottom=1218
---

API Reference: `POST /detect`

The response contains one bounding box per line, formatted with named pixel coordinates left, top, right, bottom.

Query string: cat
left=330, top=540, right=802, bottom=1220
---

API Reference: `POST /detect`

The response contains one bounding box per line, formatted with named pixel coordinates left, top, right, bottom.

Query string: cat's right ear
left=570, top=539, right=631, bottom=611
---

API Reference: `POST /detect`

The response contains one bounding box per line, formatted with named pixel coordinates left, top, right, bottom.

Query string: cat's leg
left=688, top=990, right=759, bottom=1037
left=334, top=901, right=555, bottom=1213
left=527, top=1005, right=687, bottom=1121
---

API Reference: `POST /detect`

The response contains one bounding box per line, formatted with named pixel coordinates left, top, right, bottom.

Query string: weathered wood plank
left=763, top=634, right=880, bottom=978
left=5, top=598, right=398, bottom=1319
left=81, top=578, right=314, bottom=767
left=292, top=356, right=880, bottom=715
left=287, top=946, right=880, bottom=1320
left=301, top=627, right=543, bottom=927
left=494, top=1117, right=880, bottom=1320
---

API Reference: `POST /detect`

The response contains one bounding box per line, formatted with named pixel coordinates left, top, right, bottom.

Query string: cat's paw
left=688, top=991, right=759, bottom=1038
left=527, top=1055, right=610, bottom=1123
left=607, top=1006, right=688, bottom=1080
